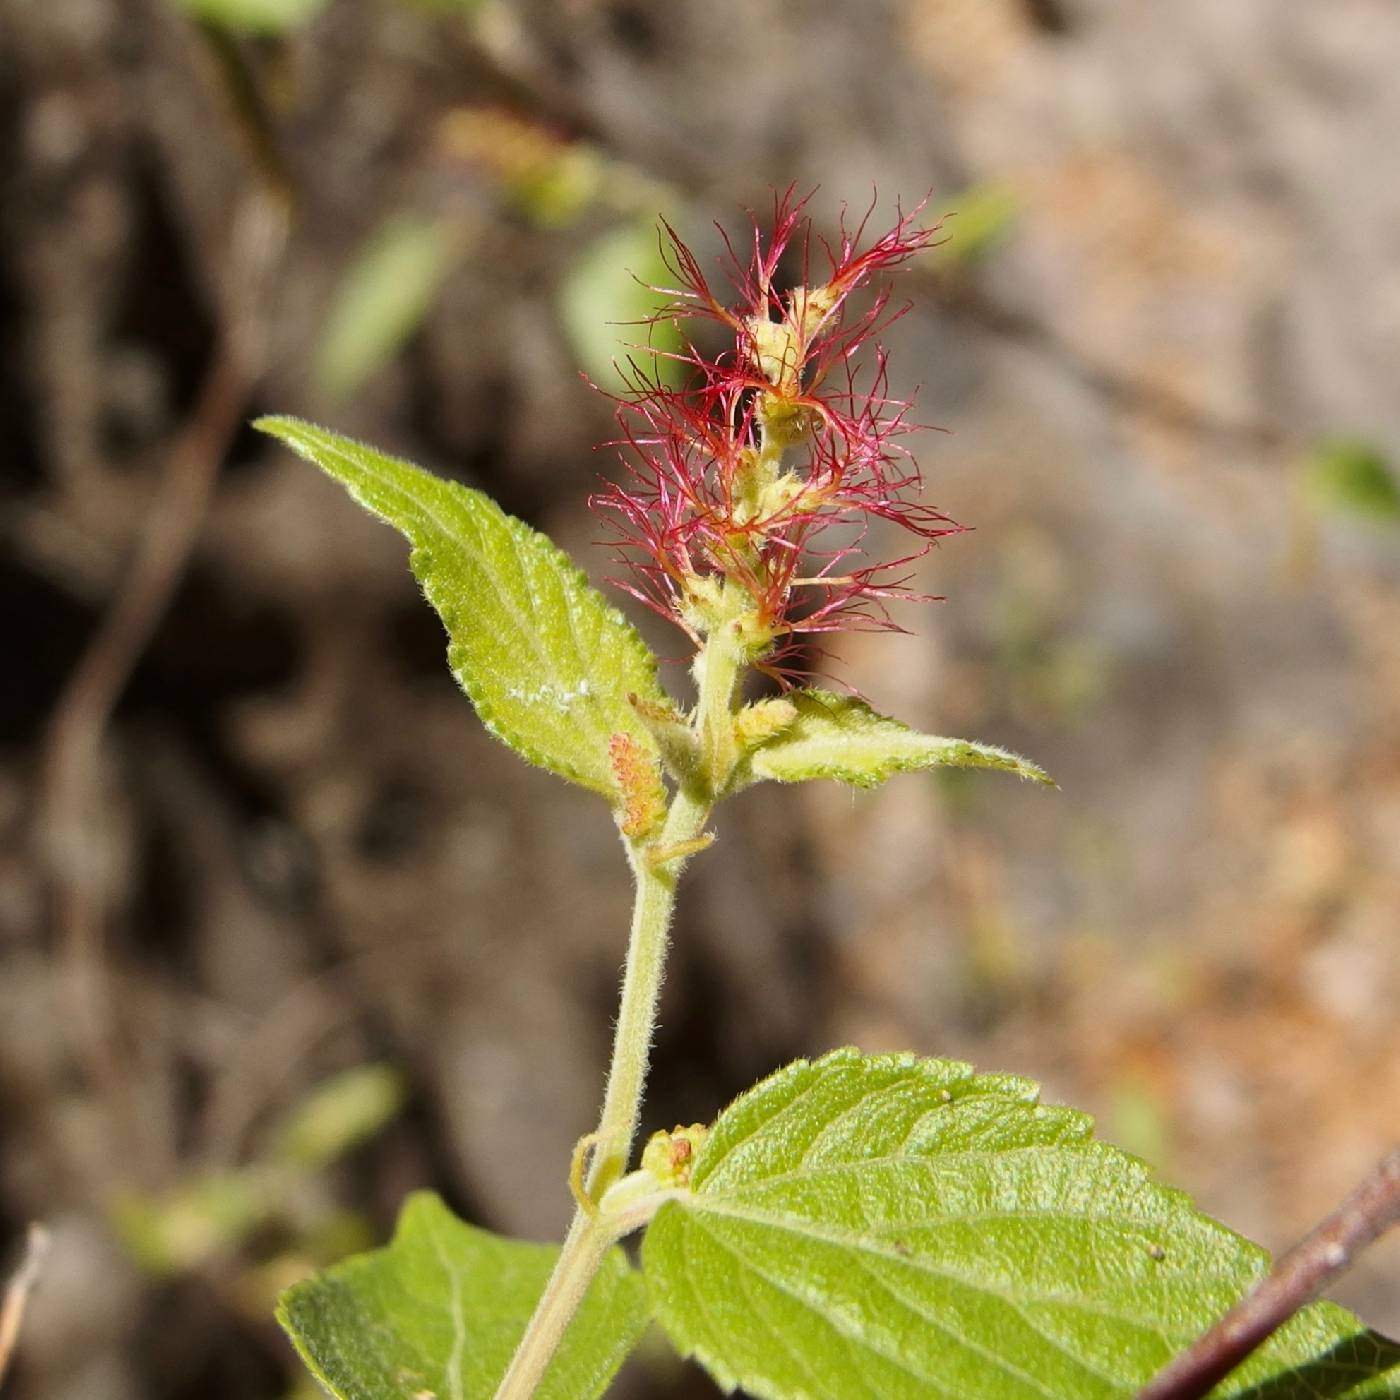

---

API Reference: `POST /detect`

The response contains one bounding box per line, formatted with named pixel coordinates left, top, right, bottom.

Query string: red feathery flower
left=592, top=190, right=961, bottom=677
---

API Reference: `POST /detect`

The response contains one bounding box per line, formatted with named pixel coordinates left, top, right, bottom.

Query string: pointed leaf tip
left=255, top=417, right=667, bottom=800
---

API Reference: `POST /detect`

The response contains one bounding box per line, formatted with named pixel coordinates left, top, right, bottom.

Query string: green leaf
left=112, top=1172, right=267, bottom=1276
left=268, top=1065, right=405, bottom=1173
left=256, top=417, right=667, bottom=800
left=1306, top=439, right=1400, bottom=524
left=315, top=215, right=459, bottom=400
left=559, top=219, right=684, bottom=391
left=168, top=0, right=329, bottom=35
left=931, top=183, right=1020, bottom=269
left=280, top=1193, right=648, bottom=1400
left=509, top=145, right=603, bottom=229
left=401, top=0, right=487, bottom=14
left=741, top=691, right=1052, bottom=790
left=643, top=1048, right=1400, bottom=1400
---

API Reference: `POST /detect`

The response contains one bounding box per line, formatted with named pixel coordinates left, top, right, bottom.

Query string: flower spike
left=592, top=195, right=961, bottom=675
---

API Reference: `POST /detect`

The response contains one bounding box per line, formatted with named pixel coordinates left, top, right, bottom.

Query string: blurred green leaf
left=169, top=0, right=330, bottom=35
left=401, top=0, right=487, bottom=13
left=513, top=147, right=605, bottom=228
left=560, top=219, right=684, bottom=390
left=438, top=109, right=606, bottom=228
left=113, top=1173, right=266, bottom=1276
left=644, top=1048, right=1400, bottom=1400
left=279, top=1193, right=649, bottom=1400
left=255, top=418, right=668, bottom=800
left=300, top=1212, right=378, bottom=1265
left=932, top=183, right=1019, bottom=269
left=1306, top=439, right=1400, bottom=524
left=269, top=1064, right=405, bottom=1172
left=112, top=1070, right=403, bottom=1277
left=315, top=215, right=459, bottom=400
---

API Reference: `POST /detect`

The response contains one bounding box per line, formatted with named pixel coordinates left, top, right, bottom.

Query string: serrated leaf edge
left=644, top=1048, right=1339, bottom=1400
left=256, top=416, right=665, bottom=798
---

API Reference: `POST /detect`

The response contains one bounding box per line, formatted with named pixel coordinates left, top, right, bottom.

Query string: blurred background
left=3, top=0, right=1400, bottom=1395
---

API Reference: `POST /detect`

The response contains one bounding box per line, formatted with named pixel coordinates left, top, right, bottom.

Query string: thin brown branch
left=38, top=196, right=286, bottom=1184
left=0, top=1225, right=51, bottom=1390
left=1136, top=1145, right=1400, bottom=1400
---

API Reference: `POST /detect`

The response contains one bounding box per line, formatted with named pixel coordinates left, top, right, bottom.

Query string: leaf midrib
left=707, top=1139, right=1115, bottom=1196
left=755, top=733, right=1027, bottom=774
left=677, top=1194, right=1252, bottom=1322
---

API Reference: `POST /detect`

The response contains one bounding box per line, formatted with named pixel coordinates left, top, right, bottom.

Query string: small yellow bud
left=745, top=316, right=802, bottom=391
left=735, top=697, right=799, bottom=750
left=792, top=282, right=841, bottom=339
left=757, top=470, right=820, bottom=520
left=640, top=1123, right=709, bottom=1190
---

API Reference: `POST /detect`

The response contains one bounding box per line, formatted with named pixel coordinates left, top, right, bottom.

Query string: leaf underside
left=643, top=1049, right=1400, bottom=1400
left=744, top=691, right=1053, bottom=789
left=256, top=417, right=666, bottom=799
left=278, top=1193, right=648, bottom=1400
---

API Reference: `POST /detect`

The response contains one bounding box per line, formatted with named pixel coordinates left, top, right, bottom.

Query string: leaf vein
left=844, top=1247, right=1061, bottom=1400
left=852, top=1248, right=1128, bottom=1392
left=427, top=1220, right=468, bottom=1400
left=692, top=1212, right=975, bottom=1400
left=686, top=1199, right=1236, bottom=1335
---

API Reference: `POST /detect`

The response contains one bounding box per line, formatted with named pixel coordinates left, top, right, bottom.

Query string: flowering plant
left=598, top=193, right=956, bottom=665
left=255, top=199, right=1400, bottom=1400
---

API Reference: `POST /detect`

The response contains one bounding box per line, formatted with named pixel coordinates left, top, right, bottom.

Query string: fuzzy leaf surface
left=279, top=1193, right=648, bottom=1400
left=257, top=417, right=665, bottom=798
left=742, top=691, right=1052, bottom=789
left=643, top=1048, right=1400, bottom=1400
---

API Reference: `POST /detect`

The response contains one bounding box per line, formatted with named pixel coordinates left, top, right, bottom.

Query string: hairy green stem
left=490, top=794, right=701, bottom=1400
left=590, top=783, right=710, bottom=1195
left=490, top=1211, right=613, bottom=1400
left=491, top=633, right=743, bottom=1400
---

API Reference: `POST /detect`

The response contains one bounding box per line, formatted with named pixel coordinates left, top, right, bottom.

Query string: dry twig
left=0, top=1225, right=51, bottom=1390
left=1136, top=1146, right=1400, bottom=1400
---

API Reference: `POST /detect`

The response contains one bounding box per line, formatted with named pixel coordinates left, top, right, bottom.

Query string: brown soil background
left=3, top=1, right=1399, bottom=1396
